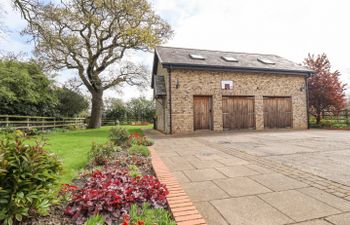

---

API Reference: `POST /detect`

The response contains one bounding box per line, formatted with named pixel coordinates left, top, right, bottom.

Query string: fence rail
left=310, top=109, right=350, bottom=128
left=0, top=115, right=85, bottom=130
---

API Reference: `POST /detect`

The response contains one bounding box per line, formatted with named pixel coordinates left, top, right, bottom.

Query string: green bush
left=128, top=145, right=150, bottom=157
left=321, top=120, right=333, bottom=128
left=84, top=214, right=105, bottom=225
left=88, top=142, right=121, bottom=165
left=109, top=126, right=129, bottom=146
left=129, top=203, right=176, bottom=225
left=128, top=165, right=141, bottom=178
left=0, top=131, right=62, bottom=225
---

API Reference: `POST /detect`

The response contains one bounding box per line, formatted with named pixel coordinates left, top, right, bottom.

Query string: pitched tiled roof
left=155, top=46, right=313, bottom=76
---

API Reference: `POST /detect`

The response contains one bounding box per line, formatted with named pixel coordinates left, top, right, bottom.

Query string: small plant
left=84, top=214, right=105, bottom=225
left=121, top=214, right=144, bottom=225
left=128, top=165, right=141, bottom=178
left=0, top=132, right=62, bottom=225
left=67, top=124, right=80, bottom=130
left=64, top=169, right=168, bottom=224
left=109, top=126, right=129, bottom=146
left=129, top=203, right=176, bottom=225
left=88, top=142, right=121, bottom=165
left=128, top=145, right=150, bottom=157
left=60, top=184, right=78, bottom=202
left=23, top=128, right=41, bottom=136
left=128, top=133, right=154, bottom=146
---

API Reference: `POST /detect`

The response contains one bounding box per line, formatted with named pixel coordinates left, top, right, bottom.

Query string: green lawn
left=33, top=125, right=152, bottom=183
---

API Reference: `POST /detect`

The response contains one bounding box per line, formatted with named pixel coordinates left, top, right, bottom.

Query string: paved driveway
left=148, top=130, right=350, bottom=225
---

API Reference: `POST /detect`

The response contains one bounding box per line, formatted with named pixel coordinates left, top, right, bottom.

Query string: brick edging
left=149, top=147, right=207, bottom=225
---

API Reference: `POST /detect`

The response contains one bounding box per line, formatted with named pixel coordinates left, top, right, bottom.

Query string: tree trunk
left=88, top=91, right=103, bottom=128
left=316, top=113, right=321, bottom=125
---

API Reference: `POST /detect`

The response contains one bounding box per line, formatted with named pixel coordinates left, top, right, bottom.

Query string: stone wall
left=154, top=63, right=170, bottom=133
left=169, top=69, right=308, bottom=134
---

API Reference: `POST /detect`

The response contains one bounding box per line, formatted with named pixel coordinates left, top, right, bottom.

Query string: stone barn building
left=151, top=46, right=314, bottom=134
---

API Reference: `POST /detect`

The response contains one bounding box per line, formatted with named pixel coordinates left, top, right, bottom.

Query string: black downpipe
left=305, top=75, right=310, bottom=129
left=168, top=68, right=172, bottom=134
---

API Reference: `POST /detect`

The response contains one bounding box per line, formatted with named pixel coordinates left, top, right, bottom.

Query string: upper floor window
left=221, top=80, right=233, bottom=90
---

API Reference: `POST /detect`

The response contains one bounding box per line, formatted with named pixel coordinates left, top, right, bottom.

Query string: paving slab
left=181, top=181, right=229, bottom=202
left=291, top=219, right=333, bottom=225
left=245, top=164, right=274, bottom=174
left=211, top=196, right=293, bottom=225
left=249, top=173, right=309, bottom=191
left=189, top=158, right=225, bottom=169
left=214, top=177, right=272, bottom=197
left=172, top=171, right=191, bottom=183
left=326, top=212, right=350, bottom=225
left=216, top=165, right=260, bottom=177
left=259, top=190, right=340, bottom=222
left=183, top=168, right=226, bottom=182
left=297, top=187, right=350, bottom=212
left=194, top=202, right=228, bottom=225
left=267, top=150, right=350, bottom=186
left=216, top=157, right=249, bottom=166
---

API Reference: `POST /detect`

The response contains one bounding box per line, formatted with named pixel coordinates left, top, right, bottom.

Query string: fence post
left=53, top=118, right=56, bottom=127
left=26, top=118, right=30, bottom=128
left=5, top=116, right=9, bottom=127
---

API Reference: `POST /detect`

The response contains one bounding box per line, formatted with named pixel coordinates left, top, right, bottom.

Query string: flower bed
left=17, top=126, right=175, bottom=225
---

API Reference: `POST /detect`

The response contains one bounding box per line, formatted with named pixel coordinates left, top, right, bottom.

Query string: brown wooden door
left=193, top=96, right=212, bottom=130
left=222, top=96, right=255, bottom=130
left=263, top=97, right=292, bottom=128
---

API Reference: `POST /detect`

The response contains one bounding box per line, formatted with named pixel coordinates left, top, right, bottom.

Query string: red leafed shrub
left=64, top=169, right=168, bottom=224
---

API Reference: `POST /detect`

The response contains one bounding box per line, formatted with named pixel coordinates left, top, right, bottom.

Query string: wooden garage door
left=263, top=97, right=292, bottom=128
left=222, top=96, right=255, bottom=130
left=193, top=96, right=212, bottom=130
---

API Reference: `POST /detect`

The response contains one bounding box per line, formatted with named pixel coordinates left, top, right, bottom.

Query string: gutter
left=162, top=63, right=313, bottom=76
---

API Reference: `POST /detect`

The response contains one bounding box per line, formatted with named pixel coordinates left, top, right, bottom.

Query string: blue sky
left=1, top=0, right=349, bottom=100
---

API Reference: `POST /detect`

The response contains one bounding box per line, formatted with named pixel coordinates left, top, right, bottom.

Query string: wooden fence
left=0, top=115, right=85, bottom=130
left=310, top=109, right=350, bottom=128
left=322, top=109, right=349, bottom=124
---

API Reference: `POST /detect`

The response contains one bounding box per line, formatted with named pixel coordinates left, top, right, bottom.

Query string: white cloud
left=1, top=0, right=349, bottom=100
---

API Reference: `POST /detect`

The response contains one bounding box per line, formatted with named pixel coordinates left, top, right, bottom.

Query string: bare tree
left=22, top=0, right=172, bottom=128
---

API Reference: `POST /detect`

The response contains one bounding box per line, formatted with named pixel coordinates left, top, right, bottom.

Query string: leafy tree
left=304, top=54, right=346, bottom=124
left=56, top=87, right=89, bottom=117
left=22, top=0, right=173, bottom=128
left=0, top=59, right=58, bottom=116
left=126, top=97, right=155, bottom=123
left=105, top=98, right=127, bottom=122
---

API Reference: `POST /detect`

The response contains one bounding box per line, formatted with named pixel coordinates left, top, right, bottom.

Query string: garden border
left=149, top=147, right=207, bottom=225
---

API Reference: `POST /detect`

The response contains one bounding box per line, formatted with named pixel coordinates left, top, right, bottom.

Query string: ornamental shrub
left=128, top=145, right=150, bottom=157
left=128, top=133, right=154, bottom=146
left=64, top=169, right=168, bottom=224
left=88, top=142, right=121, bottom=165
left=109, top=126, right=129, bottom=146
left=0, top=132, right=62, bottom=225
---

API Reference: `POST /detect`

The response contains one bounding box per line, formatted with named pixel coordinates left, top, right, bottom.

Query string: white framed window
left=221, top=80, right=233, bottom=90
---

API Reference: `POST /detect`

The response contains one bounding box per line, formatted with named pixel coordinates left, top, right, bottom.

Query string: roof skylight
left=221, top=56, right=238, bottom=62
left=257, top=57, right=275, bottom=65
left=189, top=54, right=205, bottom=60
